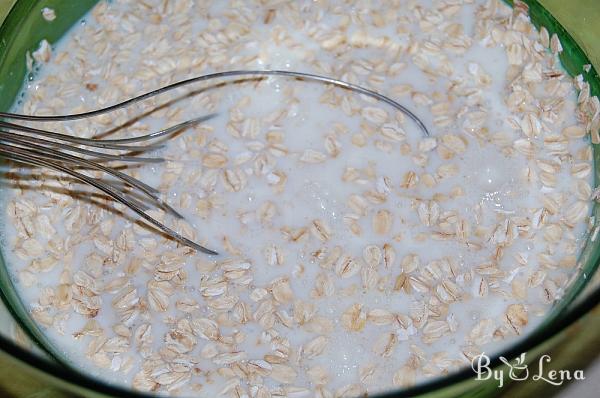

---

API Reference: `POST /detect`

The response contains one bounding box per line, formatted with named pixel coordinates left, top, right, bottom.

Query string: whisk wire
left=0, top=70, right=429, bottom=136
left=0, top=130, right=164, bottom=163
left=0, top=137, right=185, bottom=219
left=0, top=70, right=430, bottom=255
left=0, top=148, right=215, bottom=254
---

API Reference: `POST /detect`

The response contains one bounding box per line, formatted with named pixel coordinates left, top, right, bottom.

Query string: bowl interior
left=0, top=1, right=599, bottom=397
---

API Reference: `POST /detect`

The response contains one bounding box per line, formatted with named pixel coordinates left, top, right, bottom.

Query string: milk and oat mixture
left=2, top=0, right=599, bottom=396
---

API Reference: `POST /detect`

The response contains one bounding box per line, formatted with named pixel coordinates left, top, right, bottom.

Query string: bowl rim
left=0, top=280, right=598, bottom=398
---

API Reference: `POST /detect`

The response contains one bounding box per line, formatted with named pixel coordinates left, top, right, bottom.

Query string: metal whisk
left=0, top=70, right=429, bottom=255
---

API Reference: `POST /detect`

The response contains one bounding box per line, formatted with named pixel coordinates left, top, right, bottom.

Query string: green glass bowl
left=0, top=1, right=599, bottom=397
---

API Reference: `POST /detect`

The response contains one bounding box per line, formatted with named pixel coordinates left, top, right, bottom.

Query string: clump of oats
left=32, top=39, right=51, bottom=63
left=42, top=7, right=56, bottom=21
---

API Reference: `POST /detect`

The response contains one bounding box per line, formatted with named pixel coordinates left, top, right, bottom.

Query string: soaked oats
left=2, top=0, right=598, bottom=397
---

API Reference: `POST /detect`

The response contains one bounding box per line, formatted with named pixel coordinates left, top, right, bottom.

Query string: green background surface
left=0, top=0, right=14, bottom=21
left=0, top=0, right=598, bottom=397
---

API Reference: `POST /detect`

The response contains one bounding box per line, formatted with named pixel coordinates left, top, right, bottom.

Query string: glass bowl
left=0, top=0, right=598, bottom=397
